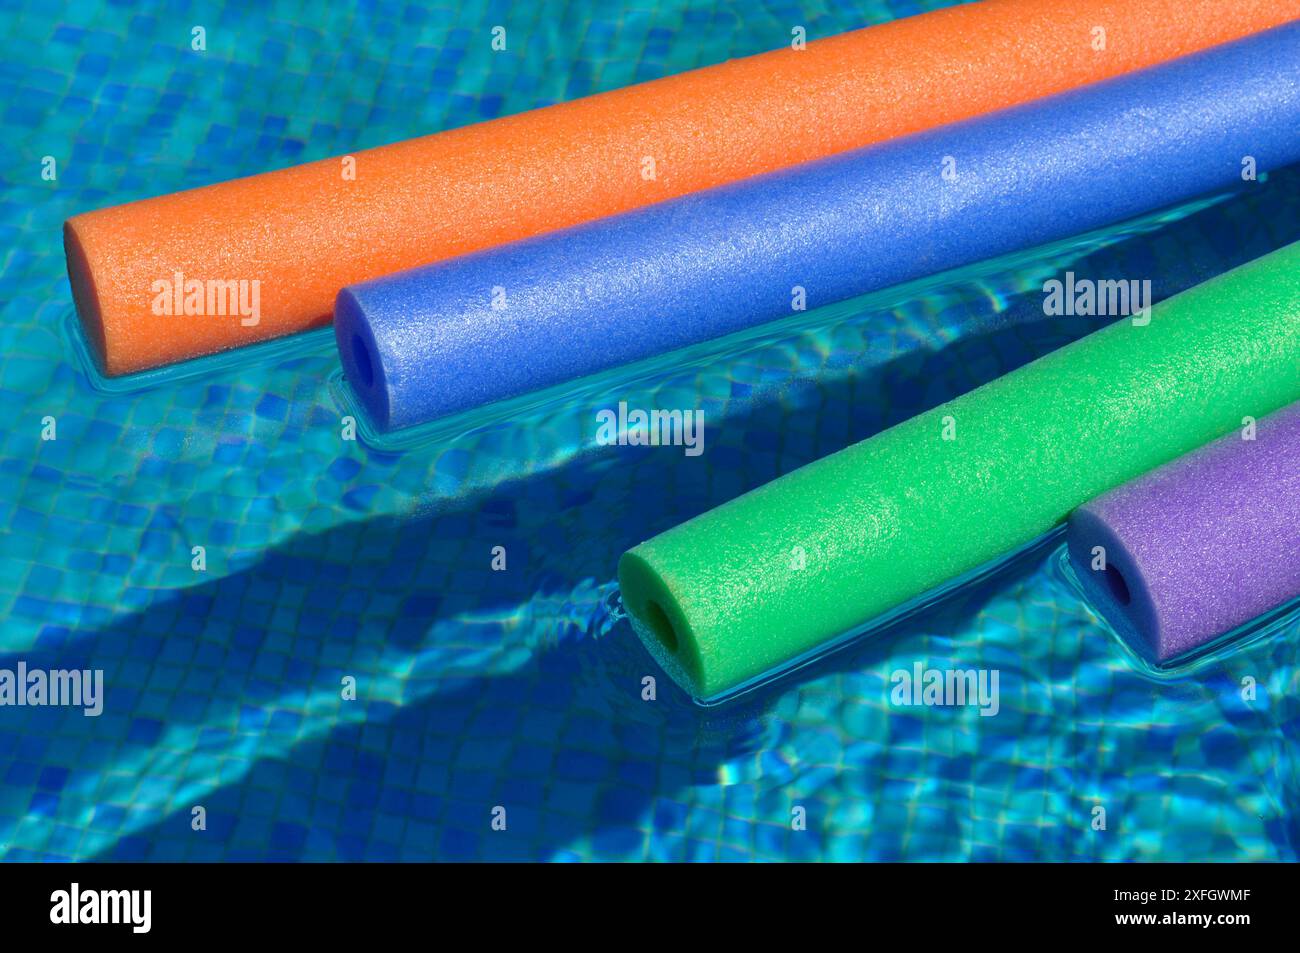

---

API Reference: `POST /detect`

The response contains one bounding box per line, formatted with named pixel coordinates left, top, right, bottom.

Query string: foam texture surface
left=64, top=0, right=1300, bottom=376
left=617, top=242, right=1300, bottom=699
left=336, top=22, right=1300, bottom=431
left=1067, top=403, right=1300, bottom=663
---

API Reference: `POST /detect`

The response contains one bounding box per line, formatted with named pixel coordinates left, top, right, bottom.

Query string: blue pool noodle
left=336, top=23, right=1300, bottom=432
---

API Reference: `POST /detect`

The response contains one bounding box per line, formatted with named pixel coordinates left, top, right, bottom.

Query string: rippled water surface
left=1, top=0, right=1297, bottom=861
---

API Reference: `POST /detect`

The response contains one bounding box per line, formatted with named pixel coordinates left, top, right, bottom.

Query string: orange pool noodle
left=64, top=0, right=1300, bottom=375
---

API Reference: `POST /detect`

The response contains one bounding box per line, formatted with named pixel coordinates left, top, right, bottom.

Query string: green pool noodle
left=618, top=242, right=1300, bottom=699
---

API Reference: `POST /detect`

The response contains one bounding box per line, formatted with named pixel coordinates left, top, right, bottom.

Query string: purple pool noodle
left=1067, top=402, right=1300, bottom=663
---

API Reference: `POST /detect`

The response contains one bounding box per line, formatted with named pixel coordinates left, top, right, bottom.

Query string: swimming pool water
left=1, top=0, right=1298, bottom=862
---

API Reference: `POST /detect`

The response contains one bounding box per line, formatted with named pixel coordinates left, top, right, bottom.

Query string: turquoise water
left=1, top=0, right=1298, bottom=861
